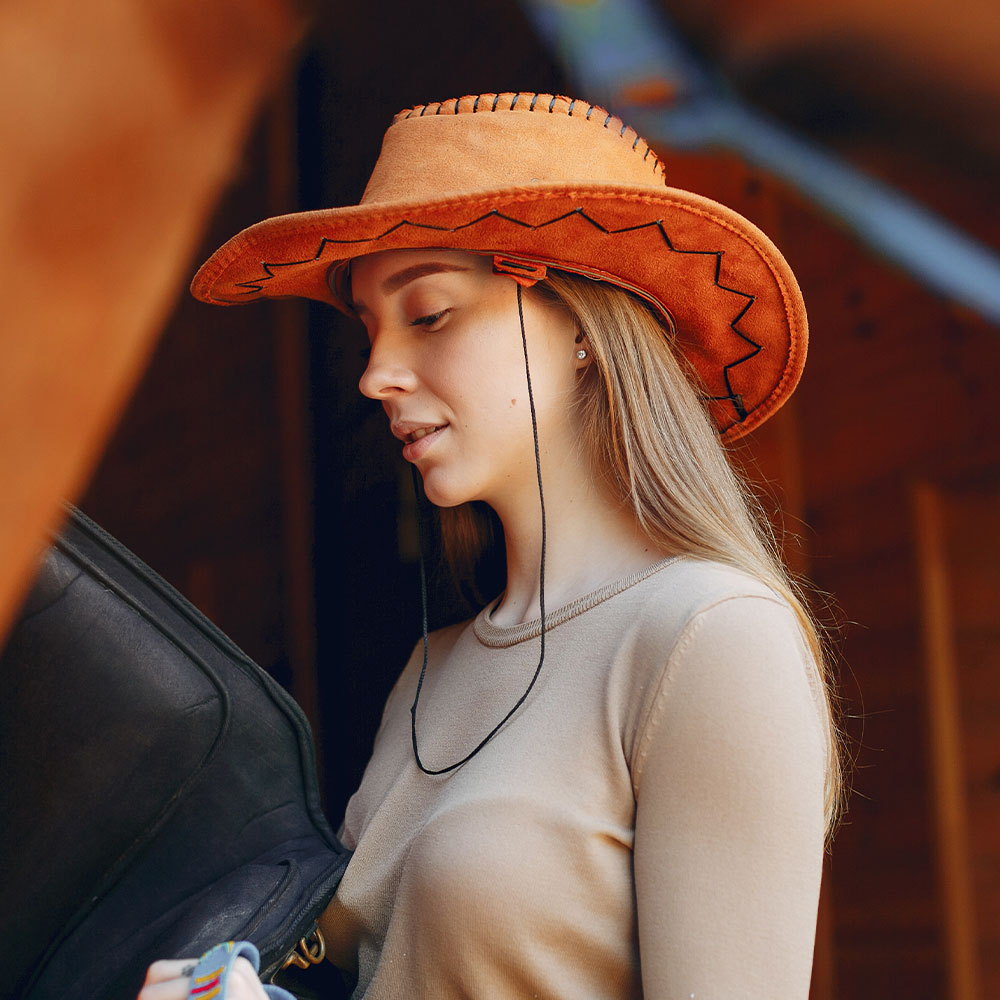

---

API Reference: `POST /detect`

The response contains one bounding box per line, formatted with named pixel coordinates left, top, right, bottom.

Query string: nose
left=357, top=338, right=418, bottom=400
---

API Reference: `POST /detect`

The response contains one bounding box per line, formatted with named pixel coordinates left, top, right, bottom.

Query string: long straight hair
left=438, top=270, right=842, bottom=837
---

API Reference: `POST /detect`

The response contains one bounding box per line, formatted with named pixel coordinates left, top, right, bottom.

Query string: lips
left=406, top=425, right=445, bottom=443
left=391, top=420, right=447, bottom=442
left=391, top=421, right=449, bottom=462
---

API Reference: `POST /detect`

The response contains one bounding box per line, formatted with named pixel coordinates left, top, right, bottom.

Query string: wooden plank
left=739, top=396, right=837, bottom=1000
left=912, top=481, right=980, bottom=1000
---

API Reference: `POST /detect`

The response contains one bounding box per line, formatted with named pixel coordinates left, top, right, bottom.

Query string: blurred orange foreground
left=0, top=0, right=303, bottom=643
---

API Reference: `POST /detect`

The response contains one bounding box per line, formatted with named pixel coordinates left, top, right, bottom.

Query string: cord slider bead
left=493, top=256, right=548, bottom=287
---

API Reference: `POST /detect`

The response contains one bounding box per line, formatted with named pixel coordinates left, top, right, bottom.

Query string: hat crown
left=361, top=93, right=667, bottom=205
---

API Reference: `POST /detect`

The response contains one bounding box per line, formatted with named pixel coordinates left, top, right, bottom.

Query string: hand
left=137, top=957, right=269, bottom=1000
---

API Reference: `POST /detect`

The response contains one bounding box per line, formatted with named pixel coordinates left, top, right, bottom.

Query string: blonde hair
left=439, top=270, right=842, bottom=838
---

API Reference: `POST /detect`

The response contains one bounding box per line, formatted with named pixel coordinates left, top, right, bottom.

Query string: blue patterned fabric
left=186, top=942, right=297, bottom=1000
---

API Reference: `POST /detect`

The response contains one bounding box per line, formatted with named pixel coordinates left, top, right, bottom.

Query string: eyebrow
left=382, top=261, right=470, bottom=294
left=352, top=261, right=471, bottom=314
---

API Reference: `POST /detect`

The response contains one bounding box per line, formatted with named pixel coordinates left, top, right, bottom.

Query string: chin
left=416, top=469, right=480, bottom=509
left=420, top=487, right=472, bottom=509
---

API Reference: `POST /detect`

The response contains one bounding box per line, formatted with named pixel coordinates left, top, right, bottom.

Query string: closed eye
left=410, top=309, right=449, bottom=330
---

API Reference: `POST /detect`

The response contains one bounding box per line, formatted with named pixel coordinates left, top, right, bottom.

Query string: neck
left=488, top=460, right=671, bottom=627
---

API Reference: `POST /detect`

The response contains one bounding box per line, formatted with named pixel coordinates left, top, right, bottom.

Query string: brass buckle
left=281, top=926, right=327, bottom=970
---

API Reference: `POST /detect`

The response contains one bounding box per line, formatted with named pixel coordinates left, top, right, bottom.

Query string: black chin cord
left=409, top=282, right=547, bottom=775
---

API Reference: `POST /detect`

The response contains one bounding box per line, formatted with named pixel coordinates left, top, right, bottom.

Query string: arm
left=633, top=596, right=827, bottom=999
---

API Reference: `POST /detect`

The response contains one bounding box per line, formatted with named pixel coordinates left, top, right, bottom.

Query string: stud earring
left=576, top=349, right=588, bottom=360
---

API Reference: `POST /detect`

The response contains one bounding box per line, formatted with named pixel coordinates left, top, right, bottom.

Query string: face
left=351, top=249, right=583, bottom=512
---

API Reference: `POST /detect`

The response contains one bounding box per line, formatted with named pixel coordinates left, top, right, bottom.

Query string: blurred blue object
left=523, top=0, right=1000, bottom=326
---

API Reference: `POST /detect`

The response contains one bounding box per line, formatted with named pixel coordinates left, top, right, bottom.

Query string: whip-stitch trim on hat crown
left=397, top=92, right=666, bottom=180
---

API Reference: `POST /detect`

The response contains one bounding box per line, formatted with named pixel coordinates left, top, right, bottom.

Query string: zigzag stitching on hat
left=233, top=208, right=759, bottom=420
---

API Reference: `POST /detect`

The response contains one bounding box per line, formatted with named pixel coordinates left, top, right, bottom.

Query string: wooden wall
left=666, top=139, right=1000, bottom=999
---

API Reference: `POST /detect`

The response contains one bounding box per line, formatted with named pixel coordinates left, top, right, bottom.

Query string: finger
left=225, top=957, right=269, bottom=998
left=136, top=975, right=192, bottom=1000
left=142, top=959, right=197, bottom=986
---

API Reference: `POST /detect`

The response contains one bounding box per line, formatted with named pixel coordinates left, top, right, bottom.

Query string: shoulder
left=399, top=617, right=470, bottom=673
left=624, top=558, right=826, bottom=787
left=623, top=556, right=796, bottom=661
left=649, top=555, right=784, bottom=607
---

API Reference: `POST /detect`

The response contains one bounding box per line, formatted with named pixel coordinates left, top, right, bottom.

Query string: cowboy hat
left=191, top=92, right=807, bottom=440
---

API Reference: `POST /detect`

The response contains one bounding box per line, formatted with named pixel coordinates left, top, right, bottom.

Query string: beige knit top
left=322, top=557, right=827, bottom=999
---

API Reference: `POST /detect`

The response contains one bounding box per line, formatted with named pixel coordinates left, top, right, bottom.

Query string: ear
left=574, top=335, right=592, bottom=371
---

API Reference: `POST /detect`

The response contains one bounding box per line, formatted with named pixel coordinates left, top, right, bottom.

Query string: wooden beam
left=912, top=481, right=980, bottom=1000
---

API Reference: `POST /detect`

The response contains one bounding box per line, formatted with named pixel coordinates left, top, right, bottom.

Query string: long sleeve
left=633, top=595, right=827, bottom=999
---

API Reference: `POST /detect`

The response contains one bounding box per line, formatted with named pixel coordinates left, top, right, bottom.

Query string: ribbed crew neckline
left=473, top=555, right=682, bottom=649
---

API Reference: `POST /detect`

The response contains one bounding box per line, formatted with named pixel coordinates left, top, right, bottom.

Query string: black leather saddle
left=0, top=507, right=350, bottom=1000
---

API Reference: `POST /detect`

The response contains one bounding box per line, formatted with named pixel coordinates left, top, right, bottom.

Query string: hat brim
left=191, top=183, right=807, bottom=441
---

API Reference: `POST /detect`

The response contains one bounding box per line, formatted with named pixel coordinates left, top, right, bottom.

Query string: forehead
left=349, top=248, right=489, bottom=296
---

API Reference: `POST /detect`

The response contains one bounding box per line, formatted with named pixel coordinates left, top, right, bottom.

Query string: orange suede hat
left=191, top=92, right=807, bottom=440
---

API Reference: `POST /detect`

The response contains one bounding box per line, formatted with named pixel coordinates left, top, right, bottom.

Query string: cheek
left=448, top=324, right=530, bottom=404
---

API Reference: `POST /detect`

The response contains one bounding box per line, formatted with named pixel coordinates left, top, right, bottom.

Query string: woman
left=145, top=92, right=839, bottom=1000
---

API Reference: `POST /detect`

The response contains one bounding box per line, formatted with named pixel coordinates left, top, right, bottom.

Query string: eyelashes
left=410, top=309, right=449, bottom=330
